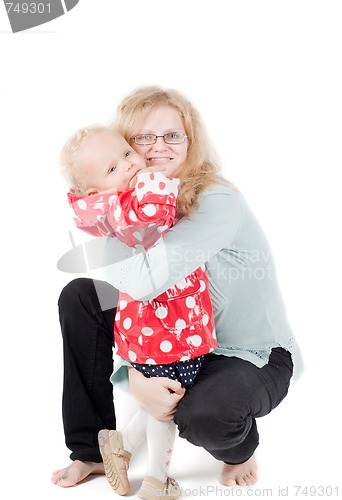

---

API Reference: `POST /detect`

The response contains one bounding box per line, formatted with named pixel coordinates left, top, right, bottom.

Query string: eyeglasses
left=130, top=132, right=188, bottom=146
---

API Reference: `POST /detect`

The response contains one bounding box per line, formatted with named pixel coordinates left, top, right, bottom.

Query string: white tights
left=121, top=408, right=176, bottom=483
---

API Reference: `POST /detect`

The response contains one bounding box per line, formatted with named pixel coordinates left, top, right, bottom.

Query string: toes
left=51, top=470, right=63, bottom=484
left=243, top=474, right=253, bottom=485
left=249, top=472, right=258, bottom=485
left=56, top=479, right=74, bottom=488
left=236, top=476, right=247, bottom=486
left=244, top=472, right=257, bottom=486
left=222, top=478, right=237, bottom=486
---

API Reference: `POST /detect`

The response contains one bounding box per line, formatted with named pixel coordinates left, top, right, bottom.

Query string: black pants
left=58, top=278, right=117, bottom=462
left=58, top=278, right=293, bottom=464
left=174, top=348, right=293, bottom=463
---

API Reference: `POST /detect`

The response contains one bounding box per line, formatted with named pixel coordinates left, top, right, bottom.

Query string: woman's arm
left=96, top=187, right=242, bottom=300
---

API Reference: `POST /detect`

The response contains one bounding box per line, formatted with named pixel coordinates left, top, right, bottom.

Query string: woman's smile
left=146, top=156, right=175, bottom=166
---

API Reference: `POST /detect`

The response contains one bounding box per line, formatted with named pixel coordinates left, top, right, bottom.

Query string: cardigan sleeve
left=95, top=186, right=243, bottom=301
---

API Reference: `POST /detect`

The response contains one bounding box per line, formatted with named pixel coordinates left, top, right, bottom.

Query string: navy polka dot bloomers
left=132, top=355, right=205, bottom=387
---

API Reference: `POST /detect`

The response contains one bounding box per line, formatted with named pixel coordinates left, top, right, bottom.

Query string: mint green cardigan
left=95, top=183, right=304, bottom=389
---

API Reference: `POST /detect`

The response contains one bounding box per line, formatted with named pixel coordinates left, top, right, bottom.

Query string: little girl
left=60, top=124, right=217, bottom=499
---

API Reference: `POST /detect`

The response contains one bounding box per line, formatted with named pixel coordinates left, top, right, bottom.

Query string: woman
left=52, top=86, right=303, bottom=489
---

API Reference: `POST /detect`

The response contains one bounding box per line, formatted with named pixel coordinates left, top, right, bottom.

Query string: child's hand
left=88, top=188, right=119, bottom=196
left=129, top=174, right=139, bottom=189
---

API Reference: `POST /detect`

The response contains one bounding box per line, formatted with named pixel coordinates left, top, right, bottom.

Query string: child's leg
left=98, top=408, right=147, bottom=495
left=121, top=407, right=147, bottom=454
left=146, top=415, right=177, bottom=483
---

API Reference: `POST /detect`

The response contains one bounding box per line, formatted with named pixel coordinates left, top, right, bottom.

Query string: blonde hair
left=113, top=85, right=236, bottom=216
left=60, top=125, right=110, bottom=195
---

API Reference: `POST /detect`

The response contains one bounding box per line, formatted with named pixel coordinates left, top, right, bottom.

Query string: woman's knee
left=175, top=398, right=208, bottom=445
left=58, top=277, right=116, bottom=306
left=176, top=399, right=249, bottom=451
left=58, top=278, right=94, bottom=309
left=175, top=380, right=253, bottom=451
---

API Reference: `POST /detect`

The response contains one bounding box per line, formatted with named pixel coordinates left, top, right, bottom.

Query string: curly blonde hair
left=60, top=125, right=110, bottom=195
left=113, top=86, right=235, bottom=217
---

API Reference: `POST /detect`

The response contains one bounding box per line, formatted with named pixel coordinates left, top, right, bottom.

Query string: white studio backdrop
left=0, top=1, right=341, bottom=498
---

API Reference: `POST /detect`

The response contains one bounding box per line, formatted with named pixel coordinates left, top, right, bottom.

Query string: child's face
left=77, top=130, right=146, bottom=195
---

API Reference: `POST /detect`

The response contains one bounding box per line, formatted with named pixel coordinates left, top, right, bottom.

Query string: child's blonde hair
left=113, top=85, right=235, bottom=216
left=60, top=125, right=110, bottom=195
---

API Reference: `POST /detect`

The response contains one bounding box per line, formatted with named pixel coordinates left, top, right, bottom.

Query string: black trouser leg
left=58, top=278, right=119, bottom=462
left=175, top=348, right=293, bottom=464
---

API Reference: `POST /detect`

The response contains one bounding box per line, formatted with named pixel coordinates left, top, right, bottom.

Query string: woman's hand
left=128, top=368, right=185, bottom=420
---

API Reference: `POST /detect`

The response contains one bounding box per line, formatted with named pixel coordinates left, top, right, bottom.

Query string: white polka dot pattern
left=142, top=204, right=157, bottom=217
left=141, top=327, right=154, bottom=336
left=187, top=335, right=202, bottom=347
left=185, top=296, right=196, bottom=308
left=76, top=199, right=87, bottom=210
left=155, top=306, right=168, bottom=319
left=114, top=263, right=217, bottom=365
left=135, top=171, right=179, bottom=202
left=175, top=318, right=186, bottom=330
left=123, top=317, right=132, bottom=330
left=67, top=175, right=216, bottom=368
left=128, top=350, right=137, bottom=362
left=128, top=209, right=138, bottom=222
left=160, top=340, right=173, bottom=352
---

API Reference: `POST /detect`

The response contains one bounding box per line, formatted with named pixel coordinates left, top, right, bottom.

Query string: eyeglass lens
left=133, top=132, right=187, bottom=145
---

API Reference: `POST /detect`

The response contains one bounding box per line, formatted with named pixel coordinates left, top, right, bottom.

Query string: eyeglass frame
left=130, top=133, right=188, bottom=145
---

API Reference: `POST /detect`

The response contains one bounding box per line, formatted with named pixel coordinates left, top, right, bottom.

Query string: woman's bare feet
left=221, top=454, right=258, bottom=487
left=51, top=460, right=105, bottom=487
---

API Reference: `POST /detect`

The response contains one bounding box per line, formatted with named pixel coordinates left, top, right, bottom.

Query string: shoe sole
left=138, top=476, right=181, bottom=500
left=98, top=429, right=129, bottom=495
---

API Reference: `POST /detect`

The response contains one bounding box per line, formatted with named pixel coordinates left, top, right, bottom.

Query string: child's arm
left=67, top=172, right=179, bottom=245
left=67, top=191, right=119, bottom=237
left=106, top=171, right=180, bottom=248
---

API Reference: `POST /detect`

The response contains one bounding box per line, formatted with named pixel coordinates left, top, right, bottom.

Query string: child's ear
left=85, top=188, right=98, bottom=196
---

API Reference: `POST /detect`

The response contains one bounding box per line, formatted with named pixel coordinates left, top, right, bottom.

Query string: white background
left=0, top=1, right=341, bottom=499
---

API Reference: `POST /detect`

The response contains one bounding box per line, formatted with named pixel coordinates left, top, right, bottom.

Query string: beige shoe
left=98, top=429, right=131, bottom=495
left=137, top=476, right=181, bottom=500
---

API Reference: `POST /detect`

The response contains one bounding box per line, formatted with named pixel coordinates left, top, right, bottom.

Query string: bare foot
left=51, top=460, right=105, bottom=487
left=221, top=454, right=258, bottom=487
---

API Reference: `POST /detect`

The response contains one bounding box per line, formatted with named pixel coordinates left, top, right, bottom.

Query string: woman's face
left=130, top=105, right=188, bottom=178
